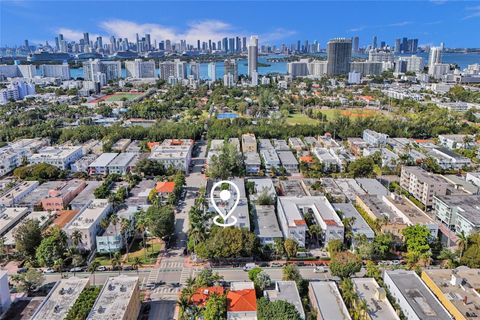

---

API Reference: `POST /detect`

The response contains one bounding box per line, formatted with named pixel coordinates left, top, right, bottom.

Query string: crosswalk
left=179, top=267, right=192, bottom=285
left=153, top=286, right=182, bottom=294
left=158, top=261, right=184, bottom=271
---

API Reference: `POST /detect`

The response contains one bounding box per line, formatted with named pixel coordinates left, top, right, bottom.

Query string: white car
left=314, top=266, right=326, bottom=273
left=43, top=268, right=55, bottom=273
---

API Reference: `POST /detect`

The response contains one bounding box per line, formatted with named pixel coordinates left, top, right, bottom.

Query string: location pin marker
left=210, top=180, right=240, bottom=227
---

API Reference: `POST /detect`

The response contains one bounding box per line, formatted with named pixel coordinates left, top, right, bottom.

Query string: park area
left=91, top=92, right=142, bottom=103
left=94, top=238, right=163, bottom=267
left=286, top=108, right=380, bottom=125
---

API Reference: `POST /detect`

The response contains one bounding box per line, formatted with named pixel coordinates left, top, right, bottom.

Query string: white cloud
left=56, top=19, right=295, bottom=45
left=463, top=5, right=480, bottom=20
left=388, top=21, right=412, bottom=27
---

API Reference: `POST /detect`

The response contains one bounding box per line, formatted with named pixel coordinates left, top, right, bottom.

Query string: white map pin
left=210, top=180, right=240, bottom=227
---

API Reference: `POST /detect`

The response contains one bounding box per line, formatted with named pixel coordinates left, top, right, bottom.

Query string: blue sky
left=1, top=1, right=479, bottom=48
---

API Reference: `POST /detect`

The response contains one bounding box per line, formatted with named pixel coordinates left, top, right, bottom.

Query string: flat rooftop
left=0, top=207, right=29, bottom=235
left=402, top=166, right=447, bottom=185
left=384, top=195, right=434, bottom=225
left=70, top=181, right=102, bottom=208
left=333, top=203, right=375, bottom=239
left=422, top=267, right=480, bottom=320
left=247, top=178, right=276, bottom=201
left=278, top=196, right=342, bottom=228
left=355, top=178, right=389, bottom=196
left=335, top=179, right=366, bottom=201
left=385, top=270, right=452, bottom=320
left=272, top=139, right=290, bottom=151
left=4, top=210, right=54, bottom=245
left=258, top=139, right=274, bottom=150
left=31, top=277, right=89, bottom=320
left=277, top=151, right=299, bottom=166
left=20, top=181, right=65, bottom=206
left=264, top=281, right=305, bottom=319
left=309, top=281, right=351, bottom=320
left=89, top=153, right=118, bottom=168
left=279, top=180, right=306, bottom=197
left=435, top=194, right=480, bottom=226
left=352, top=278, right=400, bottom=320
left=66, top=199, right=110, bottom=230
left=87, top=275, right=139, bottom=320
left=253, top=205, right=282, bottom=239
left=0, top=181, right=38, bottom=206
left=108, top=152, right=136, bottom=167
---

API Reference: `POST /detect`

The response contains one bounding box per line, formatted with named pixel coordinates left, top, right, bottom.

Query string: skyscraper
left=352, top=36, right=359, bottom=53
left=208, top=63, right=217, bottom=81
left=190, top=62, right=200, bottom=80
left=428, top=47, right=442, bottom=71
left=125, top=59, right=156, bottom=78
left=242, top=37, right=247, bottom=52
left=326, top=38, right=352, bottom=76
left=224, top=59, right=238, bottom=81
left=372, top=36, right=377, bottom=49
left=83, top=32, right=90, bottom=45
left=145, top=34, right=151, bottom=51
left=395, top=39, right=401, bottom=54
left=248, top=35, right=258, bottom=77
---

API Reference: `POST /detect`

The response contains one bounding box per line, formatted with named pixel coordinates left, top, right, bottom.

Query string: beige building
left=241, top=134, right=257, bottom=153
left=400, top=166, right=448, bottom=208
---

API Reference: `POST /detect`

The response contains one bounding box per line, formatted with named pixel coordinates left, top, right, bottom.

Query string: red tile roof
left=227, top=289, right=257, bottom=312
left=294, top=219, right=307, bottom=226
left=190, top=286, right=224, bottom=306
left=299, top=156, right=314, bottom=163
left=155, top=181, right=175, bottom=193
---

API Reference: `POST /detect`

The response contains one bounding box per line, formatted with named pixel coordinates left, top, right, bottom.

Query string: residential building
left=260, top=149, right=281, bottom=171
left=400, top=166, right=449, bottom=208
left=327, top=38, right=352, bottom=76
left=0, top=271, right=10, bottom=315
left=88, top=153, right=118, bottom=175
left=83, top=59, right=121, bottom=82
left=71, top=154, right=98, bottom=173
left=277, top=151, right=299, bottom=174
left=190, top=286, right=225, bottom=307
left=383, top=270, right=453, bottom=320
left=242, top=134, right=257, bottom=153
left=227, top=282, right=257, bottom=320
left=31, top=277, right=89, bottom=320
left=112, top=139, right=132, bottom=152
left=264, top=281, right=305, bottom=319
left=87, top=275, right=140, bottom=320
left=421, top=267, right=480, bottom=320
left=288, top=138, right=306, bottom=151
left=41, top=179, right=86, bottom=211
left=29, top=145, right=83, bottom=170
left=333, top=203, right=375, bottom=245
left=434, top=194, right=480, bottom=237
left=0, top=181, right=39, bottom=207
left=159, top=61, right=176, bottom=80
left=438, top=134, right=476, bottom=150
left=272, top=139, right=290, bottom=151
left=125, top=179, right=155, bottom=207
left=70, top=181, right=101, bottom=210
left=363, top=129, right=388, bottom=147
left=3, top=210, right=54, bottom=248
left=244, top=152, right=261, bottom=175
left=125, top=59, right=155, bottom=78
left=107, top=153, right=137, bottom=175
left=309, top=281, right=351, bottom=320
left=279, top=180, right=306, bottom=197
left=248, top=36, right=258, bottom=77
left=466, top=172, right=480, bottom=188
left=96, top=206, right=136, bottom=254
left=253, top=205, right=282, bottom=245
left=427, top=147, right=471, bottom=170
left=208, top=62, right=217, bottom=81
left=355, top=178, right=389, bottom=197
left=64, top=199, right=112, bottom=251
left=148, top=139, right=194, bottom=172
left=39, top=63, right=71, bottom=80
left=247, top=178, right=276, bottom=203
left=277, top=196, right=344, bottom=247
left=352, top=278, right=400, bottom=320
left=0, top=207, right=29, bottom=237
left=312, top=148, right=341, bottom=172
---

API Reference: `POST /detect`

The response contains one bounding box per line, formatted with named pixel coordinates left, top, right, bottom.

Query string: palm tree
left=88, top=261, right=100, bottom=285
left=457, top=231, right=469, bottom=258
left=342, top=217, right=356, bottom=248
left=177, top=295, right=191, bottom=320
left=70, top=229, right=83, bottom=251
left=53, top=258, right=64, bottom=277
left=131, top=257, right=143, bottom=274
left=100, top=218, right=112, bottom=259
left=308, top=225, right=322, bottom=248
left=111, top=252, right=122, bottom=274
left=120, top=218, right=131, bottom=261
left=110, top=214, right=119, bottom=235
left=135, top=212, right=148, bottom=261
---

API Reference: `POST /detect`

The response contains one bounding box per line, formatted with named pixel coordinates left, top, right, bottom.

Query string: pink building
left=41, top=179, right=86, bottom=211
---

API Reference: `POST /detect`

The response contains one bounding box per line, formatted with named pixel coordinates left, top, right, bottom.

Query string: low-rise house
left=88, top=153, right=118, bottom=175
left=427, top=147, right=471, bottom=170
left=309, top=281, right=351, bottom=320
left=438, top=134, right=476, bottom=150
left=155, top=181, right=175, bottom=203
left=87, top=275, right=140, bottom=320
left=244, top=152, right=261, bottom=175
left=253, top=205, right=282, bottom=245
left=96, top=206, right=137, bottom=254
left=260, top=148, right=281, bottom=171
left=264, top=281, right=305, bottom=319
left=31, top=277, right=89, bottom=320
left=383, top=270, right=453, bottom=320
left=400, top=166, right=448, bottom=208
left=247, top=178, right=276, bottom=203
left=148, top=139, right=194, bottom=172
left=125, top=179, right=155, bottom=206
left=125, top=140, right=142, bottom=154
left=258, top=139, right=274, bottom=150
left=333, top=203, right=375, bottom=245
left=288, top=137, right=307, bottom=151
left=347, top=138, right=368, bottom=156
left=29, top=145, right=83, bottom=170
left=312, top=148, right=341, bottom=172
left=64, top=199, right=112, bottom=251
left=71, top=154, right=98, bottom=173
left=421, top=267, right=480, bottom=320
left=363, top=129, right=388, bottom=147
left=434, top=194, right=480, bottom=237
left=0, top=180, right=39, bottom=207
left=190, top=286, right=225, bottom=307
left=111, top=139, right=132, bottom=152
left=272, top=139, right=290, bottom=151
left=241, top=134, right=257, bottom=154
left=0, top=207, right=30, bottom=237
left=107, top=152, right=137, bottom=175
left=40, top=179, right=86, bottom=211
left=303, top=137, right=319, bottom=147
left=352, top=278, right=400, bottom=320
left=227, top=282, right=257, bottom=320
left=277, top=151, right=299, bottom=174
left=19, top=181, right=65, bottom=209
left=70, top=181, right=102, bottom=210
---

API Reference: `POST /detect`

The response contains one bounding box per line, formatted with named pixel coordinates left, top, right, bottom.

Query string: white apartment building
left=88, top=153, right=118, bottom=175
left=0, top=181, right=39, bottom=207
left=64, top=199, right=112, bottom=251
left=0, top=207, right=30, bottom=237
left=125, top=59, right=156, bottom=78
left=277, top=196, right=344, bottom=247
left=400, top=166, right=448, bottom=208
left=362, top=129, right=388, bottom=146
left=39, top=63, right=71, bottom=80
left=148, top=139, right=194, bottom=172
left=29, top=145, right=83, bottom=170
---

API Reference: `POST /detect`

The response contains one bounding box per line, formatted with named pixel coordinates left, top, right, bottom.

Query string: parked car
left=314, top=266, right=327, bottom=273
left=17, top=267, right=27, bottom=274
left=43, top=268, right=55, bottom=274
left=69, top=267, right=83, bottom=272
left=243, top=263, right=256, bottom=271
left=97, top=266, right=107, bottom=271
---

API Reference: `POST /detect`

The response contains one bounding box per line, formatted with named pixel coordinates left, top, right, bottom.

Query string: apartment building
left=421, top=267, right=480, bottom=320
left=362, top=129, right=389, bottom=147
left=88, top=153, right=118, bottom=175
left=383, top=270, right=453, bottom=320
left=427, top=148, right=471, bottom=170
left=264, top=281, right=305, bottom=319
left=434, top=194, right=480, bottom=237
left=352, top=278, right=400, bottom=320
left=31, top=277, right=89, bottom=320
left=29, top=145, right=83, bottom=170
left=288, top=137, right=307, bottom=151
left=308, top=281, right=351, bottom=320
left=277, top=196, right=344, bottom=247
left=0, top=180, right=39, bottom=207
left=253, top=205, right=283, bottom=245
left=0, top=207, right=30, bottom=237
left=0, top=271, right=10, bottom=315
left=107, top=152, right=137, bottom=175
left=40, top=179, right=86, bottom=211
left=400, top=166, right=448, bottom=208
left=64, top=199, right=112, bottom=251
left=244, top=152, right=261, bottom=175
left=260, top=148, right=281, bottom=171
left=111, top=139, right=132, bottom=152
left=148, top=139, right=194, bottom=172
left=241, top=133, right=257, bottom=153
left=87, top=275, right=140, bottom=320
left=277, top=151, right=299, bottom=174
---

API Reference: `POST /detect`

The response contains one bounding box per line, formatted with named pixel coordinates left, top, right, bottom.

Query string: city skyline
left=1, top=1, right=480, bottom=48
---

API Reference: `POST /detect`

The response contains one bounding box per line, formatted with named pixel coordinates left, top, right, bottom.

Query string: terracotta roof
left=299, top=156, right=314, bottom=163
left=227, top=289, right=257, bottom=312
left=155, top=181, right=175, bottom=193
left=294, top=219, right=307, bottom=226
left=52, top=210, right=78, bottom=228
left=324, top=219, right=338, bottom=226
left=147, top=142, right=160, bottom=150
left=190, top=287, right=225, bottom=306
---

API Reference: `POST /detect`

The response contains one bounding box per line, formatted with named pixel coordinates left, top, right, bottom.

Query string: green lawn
left=286, top=113, right=320, bottom=125
left=93, top=238, right=163, bottom=266
left=105, top=93, right=141, bottom=102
